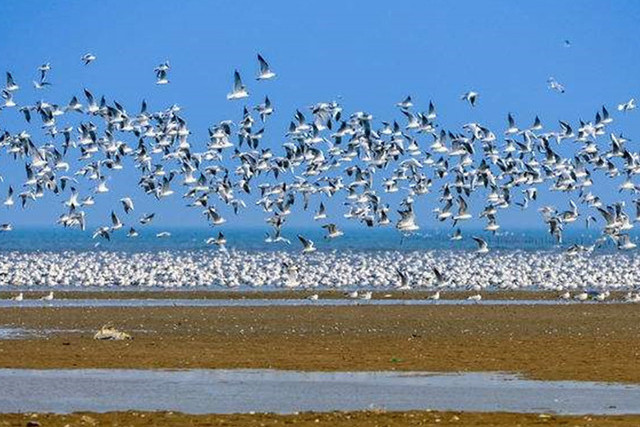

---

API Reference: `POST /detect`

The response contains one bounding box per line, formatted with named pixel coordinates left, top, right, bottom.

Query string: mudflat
left=0, top=303, right=637, bottom=383
left=0, top=410, right=639, bottom=427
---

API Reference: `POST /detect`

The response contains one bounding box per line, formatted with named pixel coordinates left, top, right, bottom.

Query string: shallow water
left=0, top=328, right=29, bottom=339
left=0, top=298, right=620, bottom=308
left=0, top=369, right=636, bottom=415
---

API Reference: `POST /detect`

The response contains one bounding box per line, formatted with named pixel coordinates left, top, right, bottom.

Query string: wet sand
left=0, top=303, right=637, bottom=383
left=0, top=410, right=638, bottom=426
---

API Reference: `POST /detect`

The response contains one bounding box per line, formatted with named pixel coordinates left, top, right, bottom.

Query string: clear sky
left=0, top=0, right=638, bottom=230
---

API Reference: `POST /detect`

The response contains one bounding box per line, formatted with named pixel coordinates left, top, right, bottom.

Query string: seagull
left=395, top=268, right=411, bottom=290
left=461, top=91, right=478, bottom=107
left=11, top=292, right=23, bottom=302
left=314, top=202, right=327, bottom=220
left=396, top=96, right=413, bottom=109
left=81, top=53, right=96, bottom=65
left=127, top=227, right=139, bottom=238
left=5, top=72, right=19, bottom=91
left=432, top=267, right=447, bottom=287
left=297, top=234, right=316, bottom=253
left=205, top=232, right=227, bottom=247
left=140, top=213, right=155, bottom=225
left=3, top=186, right=14, bottom=207
left=110, top=211, right=123, bottom=230
left=307, top=294, right=319, bottom=301
left=120, top=197, right=134, bottom=214
left=227, top=70, right=249, bottom=100
left=37, top=63, right=51, bottom=81
left=472, top=236, right=489, bottom=254
left=617, top=234, right=637, bottom=250
left=256, top=54, right=276, bottom=80
left=92, top=227, right=111, bottom=241
left=155, top=69, right=169, bottom=85
left=322, top=223, right=343, bottom=239
left=346, top=290, right=359, bottom=299
left=547, top=77, right=565, bottom=93
left=40, top=291, right=54, bottom=301
left=2, top=89, right=16, bottom=107
left=617, top=98, right=636, bottom=112
left=467, top=294, right=482, bottom=302
left=450, top=228, right=462, bottom=241
left=255, top=96, right=274, bottom=122
left=574, top=291, right=589, bottom=301
left=360, top=291, right=373, bottom=300
left=33, top=80, right=52, bottom=90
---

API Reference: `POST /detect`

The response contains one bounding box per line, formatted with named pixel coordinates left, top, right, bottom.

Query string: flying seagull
left=256, top=54, right=276, bottom=80
left=227, top=70, right=249, bottom=100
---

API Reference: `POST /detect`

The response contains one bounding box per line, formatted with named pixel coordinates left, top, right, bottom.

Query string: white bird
left=547, top=77, right=565, bottom=93
left=120, top=197, right=134, bottom=214
left=314, top=202, right=327, bottom=221
left=396, top=95, right=413, bottom=109
left=617, top=98, right=636, bottom=112
left=11, top=293, right=23, bottom=302
left=3, top=186, right=13, bottom=207
left=297, top=234, right=316, bottom=253
left=574, top=292, right=589, bottom=301
left=5, top=72, right=19, bottom=91
left=461, top=91, right=478, bottom=107
left=256, top=54, right=276, bottom=80
left=322, top=223, right=343, bottom=239
left=472, top=236, right=489, bottom=254
left=346, top=290, right=359, bottom=299
left=205, top=232, right=227, bottom=247
left=110, top=211, right=123, bottom=230
left=360, top=291, right=373, bottom=300
left=155, top=69, right=169, bottom=85
left=41, top=291, right=54, bottom=301
left=140, top=213, right=155, bottom=225
left=450, top=228, right=462, bottom=241
left=81, top=53, right=96, bottom=65
left=227, top=70, right=249, bottom=100
left=467, top=294, right=482, bottom=302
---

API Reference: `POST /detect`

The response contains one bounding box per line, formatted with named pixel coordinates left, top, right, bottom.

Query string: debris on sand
left=93, top=324, right=132, bottom=340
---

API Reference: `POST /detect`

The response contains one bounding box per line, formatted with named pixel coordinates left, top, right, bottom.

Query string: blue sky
left=0, top=0, right=638, bottom=231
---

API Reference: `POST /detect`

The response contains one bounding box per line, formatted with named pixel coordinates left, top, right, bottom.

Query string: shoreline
left=0, top=289, right=635, bottom=300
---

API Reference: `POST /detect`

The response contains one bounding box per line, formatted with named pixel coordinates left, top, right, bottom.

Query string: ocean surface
left=0, top=227, right=637, bottom=253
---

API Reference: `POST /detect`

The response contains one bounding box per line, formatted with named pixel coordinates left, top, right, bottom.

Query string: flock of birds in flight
left=0, top=50, right=639, bottom=255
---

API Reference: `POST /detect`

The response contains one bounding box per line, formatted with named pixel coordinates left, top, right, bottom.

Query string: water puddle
left=0, top=369, right=636, bottom=415
left=0, top=298, right=615, bottom=308
left=0, top=328, right=31, bottom=339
